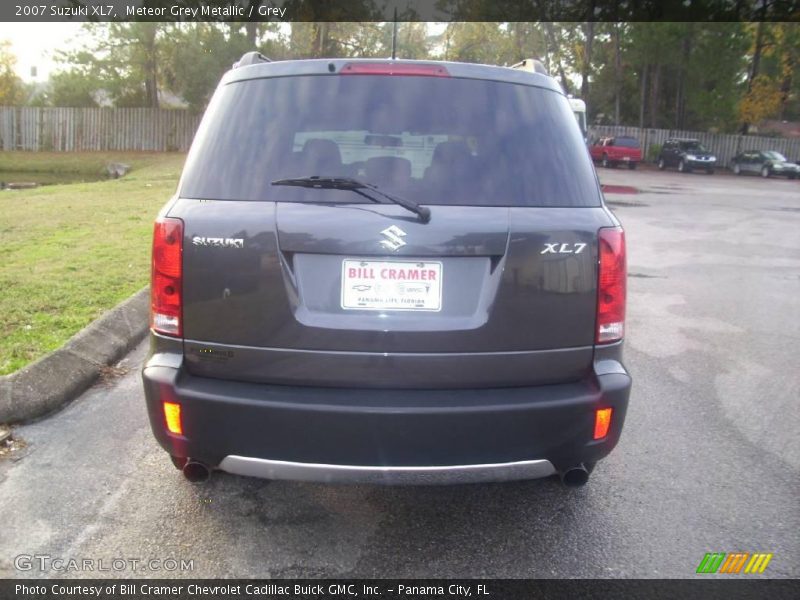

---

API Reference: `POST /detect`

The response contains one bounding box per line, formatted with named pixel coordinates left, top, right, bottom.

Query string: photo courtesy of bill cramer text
left=8, top=580, right=800, bottom=600
left=12, top=582, right=491, bottom=599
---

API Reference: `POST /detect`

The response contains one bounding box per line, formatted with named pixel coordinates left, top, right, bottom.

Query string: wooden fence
left=589, top=125, right=800, bottom=167
left=0, top=107, right=202, bottom=152
left=3, top=107, right=800, bottom=164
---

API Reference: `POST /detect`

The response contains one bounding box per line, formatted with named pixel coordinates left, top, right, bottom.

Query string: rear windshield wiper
left=271, top=176, right=431, bottom=223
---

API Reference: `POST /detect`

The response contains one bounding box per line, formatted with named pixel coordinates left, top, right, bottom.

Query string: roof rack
left=233, top=51, right=272, bottom=69
left=510, top=58, right=548, bottom=76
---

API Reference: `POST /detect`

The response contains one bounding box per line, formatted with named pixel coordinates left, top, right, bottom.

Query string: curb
left=0, top=288, right=149, bottom=424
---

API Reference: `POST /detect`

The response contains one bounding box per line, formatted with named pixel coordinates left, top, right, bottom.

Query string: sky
left=1, top=23, right=85, bottom=82
left=1, top=22, right=450, bottom=83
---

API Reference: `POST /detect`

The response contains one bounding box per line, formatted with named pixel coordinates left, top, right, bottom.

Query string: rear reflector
left=163, top=401, right=183, bottom=435
left=594, top=408, right=613, bottom=440
left=151, top=217, right=184, bottom=337
left=596, top=227, right=626, bottom=343
left=340, top=62, right=450, bottom=77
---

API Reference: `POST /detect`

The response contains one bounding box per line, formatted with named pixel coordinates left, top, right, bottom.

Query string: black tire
left=789, top=173, right=797, bottom=180
left=706, top=168, right=714, bottom=175
left=602, top=154, right=610, bottom=168
left=678, top=159, right=689, bottom=173
left=657, top=158, right=665, bottom=170
left=733, top=163, right=741, bottom=175
left=628, top=162, right=637, bottom=170
left=761, top=165, right=770, bottom=178
left=170, top=455, right=188, bottom=470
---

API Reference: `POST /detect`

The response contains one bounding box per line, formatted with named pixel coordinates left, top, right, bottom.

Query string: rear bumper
left=142, top=342, right=632, bottom=484
left=218, top=456, right=557, bottom=484
left=687, top=158, right=716, bottom=168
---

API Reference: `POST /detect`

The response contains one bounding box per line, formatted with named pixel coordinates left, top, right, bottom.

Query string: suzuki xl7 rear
left=142, top=56, right=631, bottom=486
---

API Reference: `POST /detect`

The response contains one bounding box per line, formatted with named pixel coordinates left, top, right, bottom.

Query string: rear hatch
left=173, top=62, right=615, bottom=388
left=614, top=137, right=642, bottom=162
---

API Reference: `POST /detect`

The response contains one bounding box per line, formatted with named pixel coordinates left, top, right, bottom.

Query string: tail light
left=596, top=227, right=626, bottom=343
left=340, top=62, right=450, bottom=77
left=151, top=217, right=183, bottom=337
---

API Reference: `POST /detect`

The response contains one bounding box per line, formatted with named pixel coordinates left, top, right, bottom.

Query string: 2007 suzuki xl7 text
left=142, top=55, right=631, bottom=487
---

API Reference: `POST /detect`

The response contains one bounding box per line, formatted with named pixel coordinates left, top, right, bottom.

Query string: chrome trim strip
left=217, top=456, right=556, bottom=485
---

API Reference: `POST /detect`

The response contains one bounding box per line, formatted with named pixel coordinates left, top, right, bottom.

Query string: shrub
left=647, top=143, right=662, bottom=163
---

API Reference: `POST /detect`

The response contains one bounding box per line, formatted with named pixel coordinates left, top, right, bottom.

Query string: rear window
left=679, top=141, right=707, bottom=152
left=180, top=74, right=600, bottom=208
left=615, top=137, right=640, bottom=148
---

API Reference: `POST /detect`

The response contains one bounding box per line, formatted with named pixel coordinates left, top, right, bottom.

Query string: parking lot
left=0, top=167, right=798, bottom=579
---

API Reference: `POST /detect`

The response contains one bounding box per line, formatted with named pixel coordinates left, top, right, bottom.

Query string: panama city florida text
left=16, top=584, right=490, bottom=597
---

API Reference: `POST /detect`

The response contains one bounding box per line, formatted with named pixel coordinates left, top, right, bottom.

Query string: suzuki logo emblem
left=380, top=225, right=407, bottom=251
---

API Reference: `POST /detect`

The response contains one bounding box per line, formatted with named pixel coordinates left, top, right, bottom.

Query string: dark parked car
left=731, top=150, right=799, bottom=179
left=142, top=53, right=631, bottom=488
left=657, top=138, right=717, bottom=173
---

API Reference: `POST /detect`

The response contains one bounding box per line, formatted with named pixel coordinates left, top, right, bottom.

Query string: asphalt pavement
left=1, top=167, right=798, bottom=579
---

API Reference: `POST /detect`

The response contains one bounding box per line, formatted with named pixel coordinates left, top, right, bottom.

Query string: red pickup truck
left=590, top=136, right=642, bottom=169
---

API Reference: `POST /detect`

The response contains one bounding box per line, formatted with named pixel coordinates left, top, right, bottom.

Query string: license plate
left=341, top=259, right=442, bottom=311
left=623, top=156, right=630, bottom=161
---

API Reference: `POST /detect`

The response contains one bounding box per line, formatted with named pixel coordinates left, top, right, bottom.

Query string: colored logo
left=696, top=552, right=773, bottom=574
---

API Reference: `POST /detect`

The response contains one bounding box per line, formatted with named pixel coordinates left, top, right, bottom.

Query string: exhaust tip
left=559, top=464, right=590, bottom=487
left=182, top=460, right=211, bottom=484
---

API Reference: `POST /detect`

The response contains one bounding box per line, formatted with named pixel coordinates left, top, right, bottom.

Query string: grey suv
left=658, top=138, right=717, bottom=173
left=142, top=55, right=632, bottom=487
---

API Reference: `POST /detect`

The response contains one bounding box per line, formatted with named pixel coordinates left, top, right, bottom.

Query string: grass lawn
left=0, top=152, right=187, bottom=375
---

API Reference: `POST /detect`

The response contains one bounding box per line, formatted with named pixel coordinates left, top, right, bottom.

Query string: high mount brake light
left=340, top=62, right=450, bottom=77
left=596, top=227, right=626, bottom=344
left=151, top=217, right=183, bottom=337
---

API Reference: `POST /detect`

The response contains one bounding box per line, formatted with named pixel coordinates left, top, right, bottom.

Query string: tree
left=578, top=21, right=595, bottom=101
left=393, top=23, right=433, bottom=60
left=542, top=22, right=573, bottom=94
left=739, top=75, right=783, bottom=126
left=506, top=22, right=548, bottom=66
left=0, top=40, right=25, bottom=105
left=753, top=22, right=800, bottom=121
left=682, top=23, right=749, bottom=131
left=48, top=70, right=100, bottom=107
left=56, top=23, right=169, bottom=108
left=585, top=23, right=638, bottom=126
left=440, top=23, right=516, bottom=65
left=161, top=24, right=254, bottom=111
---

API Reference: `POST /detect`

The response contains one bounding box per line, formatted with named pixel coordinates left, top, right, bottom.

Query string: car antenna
left=391, top=8, right=398, bottom=60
